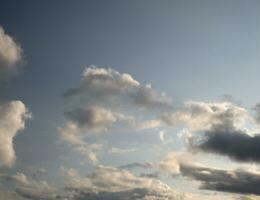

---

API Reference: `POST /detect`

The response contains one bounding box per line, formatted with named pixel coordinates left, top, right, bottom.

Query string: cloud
left=108, top=147, right=136, bottom=155
left=0, top=173, right=57, bottom=200
left=159, top=152, right=260, bottom=196
left=0, top=101, right=31, bottom=167
left=59, top=66, right=170, bottom=163
left=64, top=106, right=118, bottom=133
left=64, top=165, right=188, bottom=200
left=63, top=66, right=171, bottom=110
left=159, top=130, right=165, bottom=142
left=0, top=26, right=23, bottom=78
left=0, top=190, right=24, bottom=200
left=195, top=127, right=260, bottom=163
left=253, top=103, right=260, bottom=124
left=181, top=165, right=260, bottom=196
left=119, top=162, right=154, bottom=170
left=161, top=101, right=248, bottom=132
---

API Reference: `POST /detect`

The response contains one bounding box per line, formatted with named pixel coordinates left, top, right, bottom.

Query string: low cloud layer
left=0, top=172, right=57, bottom=200
left=63, top=165, right=197, bottom=200
left=159, top=153, right=260, bottom=196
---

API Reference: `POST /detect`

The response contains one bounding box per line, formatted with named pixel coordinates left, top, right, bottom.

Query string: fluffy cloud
left=164, top=101, right=260, bottom=163
left=0, top=173, right=57, bottom=200
left=0, top=26, right=23, bottom=78
left=63, top=66, right=171, bottom=110
left=161, top=101, right=248, bottom=132
left=64, top=165, right=188, bottom=200
left=0, top=101, right=31, bottom=167
left=59, top=66, right=170, bottom=163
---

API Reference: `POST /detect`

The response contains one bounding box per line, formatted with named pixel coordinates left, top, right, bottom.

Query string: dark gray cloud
left=196, top=128, right=260, bottom=163
left=179, top=163, right=260, bottom=196
left=159, top=152, right=260, bottom=196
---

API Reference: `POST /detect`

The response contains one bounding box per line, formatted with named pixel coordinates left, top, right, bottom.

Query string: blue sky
left=1, top=1, right=260, bottom=200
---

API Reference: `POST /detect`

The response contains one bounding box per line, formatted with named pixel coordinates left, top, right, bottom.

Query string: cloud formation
left=161, top=101, right=248, bottom=132
left=59, top=66, right=170, bottom=163
left=64, top=165, right=189, bottom=200
left=159, top=153, right=260, bottom=196
left=0, top=101, right=31, bottom=167
left=196, top=128, right=260, bottom=163
left=63, top=66, right=171, bottom=110
left=0, top=26, right=23, bottom=78
left=0, top=172, right=57, bottom=200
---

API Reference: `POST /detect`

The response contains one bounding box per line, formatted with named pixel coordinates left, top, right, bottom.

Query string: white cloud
left=161, top=101, right=248, bottom=132
left=0, top=172, right=57, bottom=200
left=159, top=130, right=165, bottom=142
left=63, top=66, right=171, bottom=110
left=59, top=66, right=171, bottom=163
left=65, top=165, right=185, bottom=200
left=0, top=101, right=31, bottom=167
left=0, top=26, right=23, bottom=77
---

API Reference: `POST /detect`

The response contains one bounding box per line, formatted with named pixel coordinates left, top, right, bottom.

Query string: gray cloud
left=64, top=106, right=118, bottom=132
left=159, top=153, right=260, bottom=196
left=180, top=164, right=260, bottom=196
left=253, top=103, right=260, bottom=124
left=196, top=128, right=260, bottom=163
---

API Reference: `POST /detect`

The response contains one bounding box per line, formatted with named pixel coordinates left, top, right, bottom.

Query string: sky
left=1, top=0, right=260, bottom=199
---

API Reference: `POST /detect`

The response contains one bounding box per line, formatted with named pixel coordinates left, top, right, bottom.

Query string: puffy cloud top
left=0, top=26, right=23, bottom=77
left=0, top=101, right=31, bottom=167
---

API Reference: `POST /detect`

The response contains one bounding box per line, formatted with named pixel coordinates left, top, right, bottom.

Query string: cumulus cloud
left=63, top=66, right=171, bottom=110
left=0, top=26, right=23, bottom=78
left=64, top=165, right=187, bottom=200
left=0, top=173, right=57, bottom=200
left=161, top=101, right=248, bottom=132
left=64, top=106, right=118, bottom=133
left=167, top=101, right=260, bottom=163
left=59, top=66, right=170, bottom=162
left=0, top=101, right=31, bottom=167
